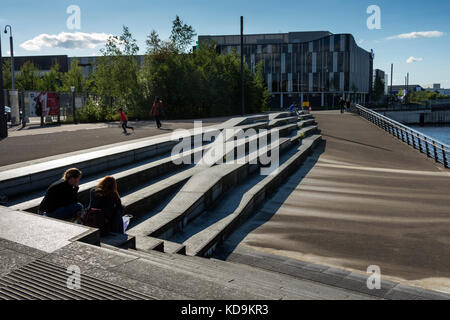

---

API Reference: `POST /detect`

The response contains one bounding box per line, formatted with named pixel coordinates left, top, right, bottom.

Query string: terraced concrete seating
left=127, top=135, right=293, bottom=240
left=8, top=119, right=276, bottom=213
left=1, top=117, right=277, bottom=199
left=182, top=134, right=322, bottom=257
left=98, top=241, right=370, bottom=300
left=127, top=120, right=319, bottom=247
left=120, top=122, right=300, bottom=220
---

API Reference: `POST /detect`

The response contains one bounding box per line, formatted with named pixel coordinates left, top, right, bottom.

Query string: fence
left=3, top=89, right=95, bottom=126
left=354, top=104, right=449, bottom=168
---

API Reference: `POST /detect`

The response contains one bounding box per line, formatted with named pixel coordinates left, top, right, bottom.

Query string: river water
left=410, top=125, right=450, bottom=146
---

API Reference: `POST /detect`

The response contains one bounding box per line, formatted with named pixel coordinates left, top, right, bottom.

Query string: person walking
left=119, top=108, right=134, bottom=134
left=38, top=168, right=84, bottom=222
left=85, top=176, right=125, bottom=236
left=339, top=97, right=345, bottom=114
left=151, top=97, right=163, bottom=129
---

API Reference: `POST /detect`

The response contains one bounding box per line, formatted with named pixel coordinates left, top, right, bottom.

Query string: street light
left=70, top=86, right=77, bottom=124
left=4, top=25, right=14, bottom=90
left=0, top=30, right=7, bottom=138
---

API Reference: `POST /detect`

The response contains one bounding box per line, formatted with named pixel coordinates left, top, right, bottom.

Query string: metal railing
left=354, top=104, right=449, bottom=169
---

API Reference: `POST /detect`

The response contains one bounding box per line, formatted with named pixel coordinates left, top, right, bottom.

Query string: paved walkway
left=220, top=110, right=450, bottom=294
left=0, top=117, right=229, bottom=167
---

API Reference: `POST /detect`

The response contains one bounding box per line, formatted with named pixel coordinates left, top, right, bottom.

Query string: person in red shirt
left=119, top=108, right=134, bottom=134
left=151, top=97, right=163, bottom=129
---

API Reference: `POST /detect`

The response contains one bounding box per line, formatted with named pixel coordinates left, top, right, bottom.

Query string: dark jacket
left=39, top=179, right=79, bottom=213
left=88, top=188, right=124, bottom=233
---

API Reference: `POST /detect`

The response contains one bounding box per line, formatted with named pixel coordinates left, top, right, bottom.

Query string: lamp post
left=0, top=31, right=7, bottom=138
left=71, top=86, right=77, bottom=124
left=240, top=16, right=245, bottom=116
left=4, top=25, right=14, bottom=90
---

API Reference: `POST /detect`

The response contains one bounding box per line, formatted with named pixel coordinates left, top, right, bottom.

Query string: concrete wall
left=381, top=110, right=450, bottom=125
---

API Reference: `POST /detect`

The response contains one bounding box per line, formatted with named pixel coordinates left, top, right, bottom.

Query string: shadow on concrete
left=322, top=133, right=393, bottom=152
left=214, top=140, right=326, bottom=260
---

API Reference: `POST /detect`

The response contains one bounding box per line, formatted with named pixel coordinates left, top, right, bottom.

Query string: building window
left=288, top=73, right=293, bottom=92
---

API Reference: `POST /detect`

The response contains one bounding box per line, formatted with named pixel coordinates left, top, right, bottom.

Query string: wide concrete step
left=269, top=111, right=296, bottom=120
left=179, top=134, right=322, bottom=257
left=128, top=135, right=294, bottom=240
left=9, top=120, right=283, bottom=213
left=1, top=117, right=275, bottom=200
left=121, top=121, right=300, bottom=219
left=99, top=242, right=371, bottom=300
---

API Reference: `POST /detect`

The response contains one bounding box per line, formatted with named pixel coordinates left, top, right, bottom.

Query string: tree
left=16, top=61, right=41, bottom=91
left=94, top=26, right=142, bottom=117
left=40, top=63, right=62, bottom=91
left=60, top=59, right=84, bottom=92
left=170, top=15, right=197, bottom=53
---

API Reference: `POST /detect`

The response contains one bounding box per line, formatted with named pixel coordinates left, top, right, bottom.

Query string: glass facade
left=199, top=32, right=373, bottom=108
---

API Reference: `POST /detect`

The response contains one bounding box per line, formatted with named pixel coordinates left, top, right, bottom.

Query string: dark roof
left=199, top=31, right=333, bottom=45
left=4, top=55, right=69, bottom=73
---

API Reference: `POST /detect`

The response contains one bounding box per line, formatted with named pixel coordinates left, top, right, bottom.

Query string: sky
left=1, top=0, right=449, bottom=87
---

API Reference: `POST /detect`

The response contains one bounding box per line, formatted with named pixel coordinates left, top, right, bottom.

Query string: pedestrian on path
left=119, top=108, right=134, bottom=134
left=339, top=97, right=345, bottom=114
left=151, top=97, right=163, bottom=129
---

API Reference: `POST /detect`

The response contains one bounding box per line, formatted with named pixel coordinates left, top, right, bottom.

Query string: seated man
left=289, top=103, right=301, bottom=116
left=38, top=168, right=84, bottom=222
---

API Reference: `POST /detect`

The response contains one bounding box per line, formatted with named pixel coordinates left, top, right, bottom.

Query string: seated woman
left=86, top=176, right=124, bottom=235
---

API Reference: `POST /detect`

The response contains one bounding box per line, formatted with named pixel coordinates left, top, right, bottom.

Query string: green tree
left=94, top=25, right=142, bottom=117
left=16, top=61, right=41, bottom=91
left=60, top=59, right=84, bottom=92
left=170, top=15, right=197, bottom=53
left=40, top=63, right=62, bottom=91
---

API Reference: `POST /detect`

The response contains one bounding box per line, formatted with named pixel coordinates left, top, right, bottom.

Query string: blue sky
left=1, top=0, right=449, bottom=87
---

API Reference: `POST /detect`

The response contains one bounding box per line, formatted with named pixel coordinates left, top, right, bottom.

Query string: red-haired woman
left=85, top=176, right=124, bottom=235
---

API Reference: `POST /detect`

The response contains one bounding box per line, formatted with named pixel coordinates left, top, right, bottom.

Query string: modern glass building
left=198, top=31, right=373, bottom=108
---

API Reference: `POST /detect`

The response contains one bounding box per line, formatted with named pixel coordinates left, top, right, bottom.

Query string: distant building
left=374, top=69, right=388, bottom=95
left=423, top=83, right=450, bottom=95
left=390, top=84, right=423, bottom=95
left=198, top=31, right=373, bottom=108
left=4, top=55, right=69, bottom=75
left=4, top=54, right=145, bottom=78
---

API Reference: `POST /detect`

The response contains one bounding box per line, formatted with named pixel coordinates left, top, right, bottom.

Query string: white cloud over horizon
left=406, top=56, right=423, bottom=63
left=387, top=31, right=445, bottom=40
left=20, top=32, right=112, bottom=51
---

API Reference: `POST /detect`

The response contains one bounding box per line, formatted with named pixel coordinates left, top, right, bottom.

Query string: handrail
left=353, top=104, right=449, bottom=169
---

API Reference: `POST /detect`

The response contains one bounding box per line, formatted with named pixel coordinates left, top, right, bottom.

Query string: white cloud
left=20, top=32, right=112, bottom=51
left=387, top=31, right=445, bottom=40
left=406, top=56, right=423, bottom=63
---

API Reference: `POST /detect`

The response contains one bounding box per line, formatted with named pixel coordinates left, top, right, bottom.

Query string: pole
left=240, top=16, right=245, bottom=116
left=9, top=35, right=15, bottom=90
left=390, top=64, right=393, bottom=96
left=4, top=25, right=14, bottom=90
left=72, top=91, right=77, bottom=124
left=20, top=91, right=25, bottom=127
left=0, top=34, right=7, bottom=139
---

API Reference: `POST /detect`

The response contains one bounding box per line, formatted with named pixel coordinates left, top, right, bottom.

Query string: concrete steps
left=177, top=134, right=322, bottom=257
left=98, top=242, right=370, bottom=300
left=8, top=120, right=273, bottom=213
left=127, top=134, right=295, bottom=240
